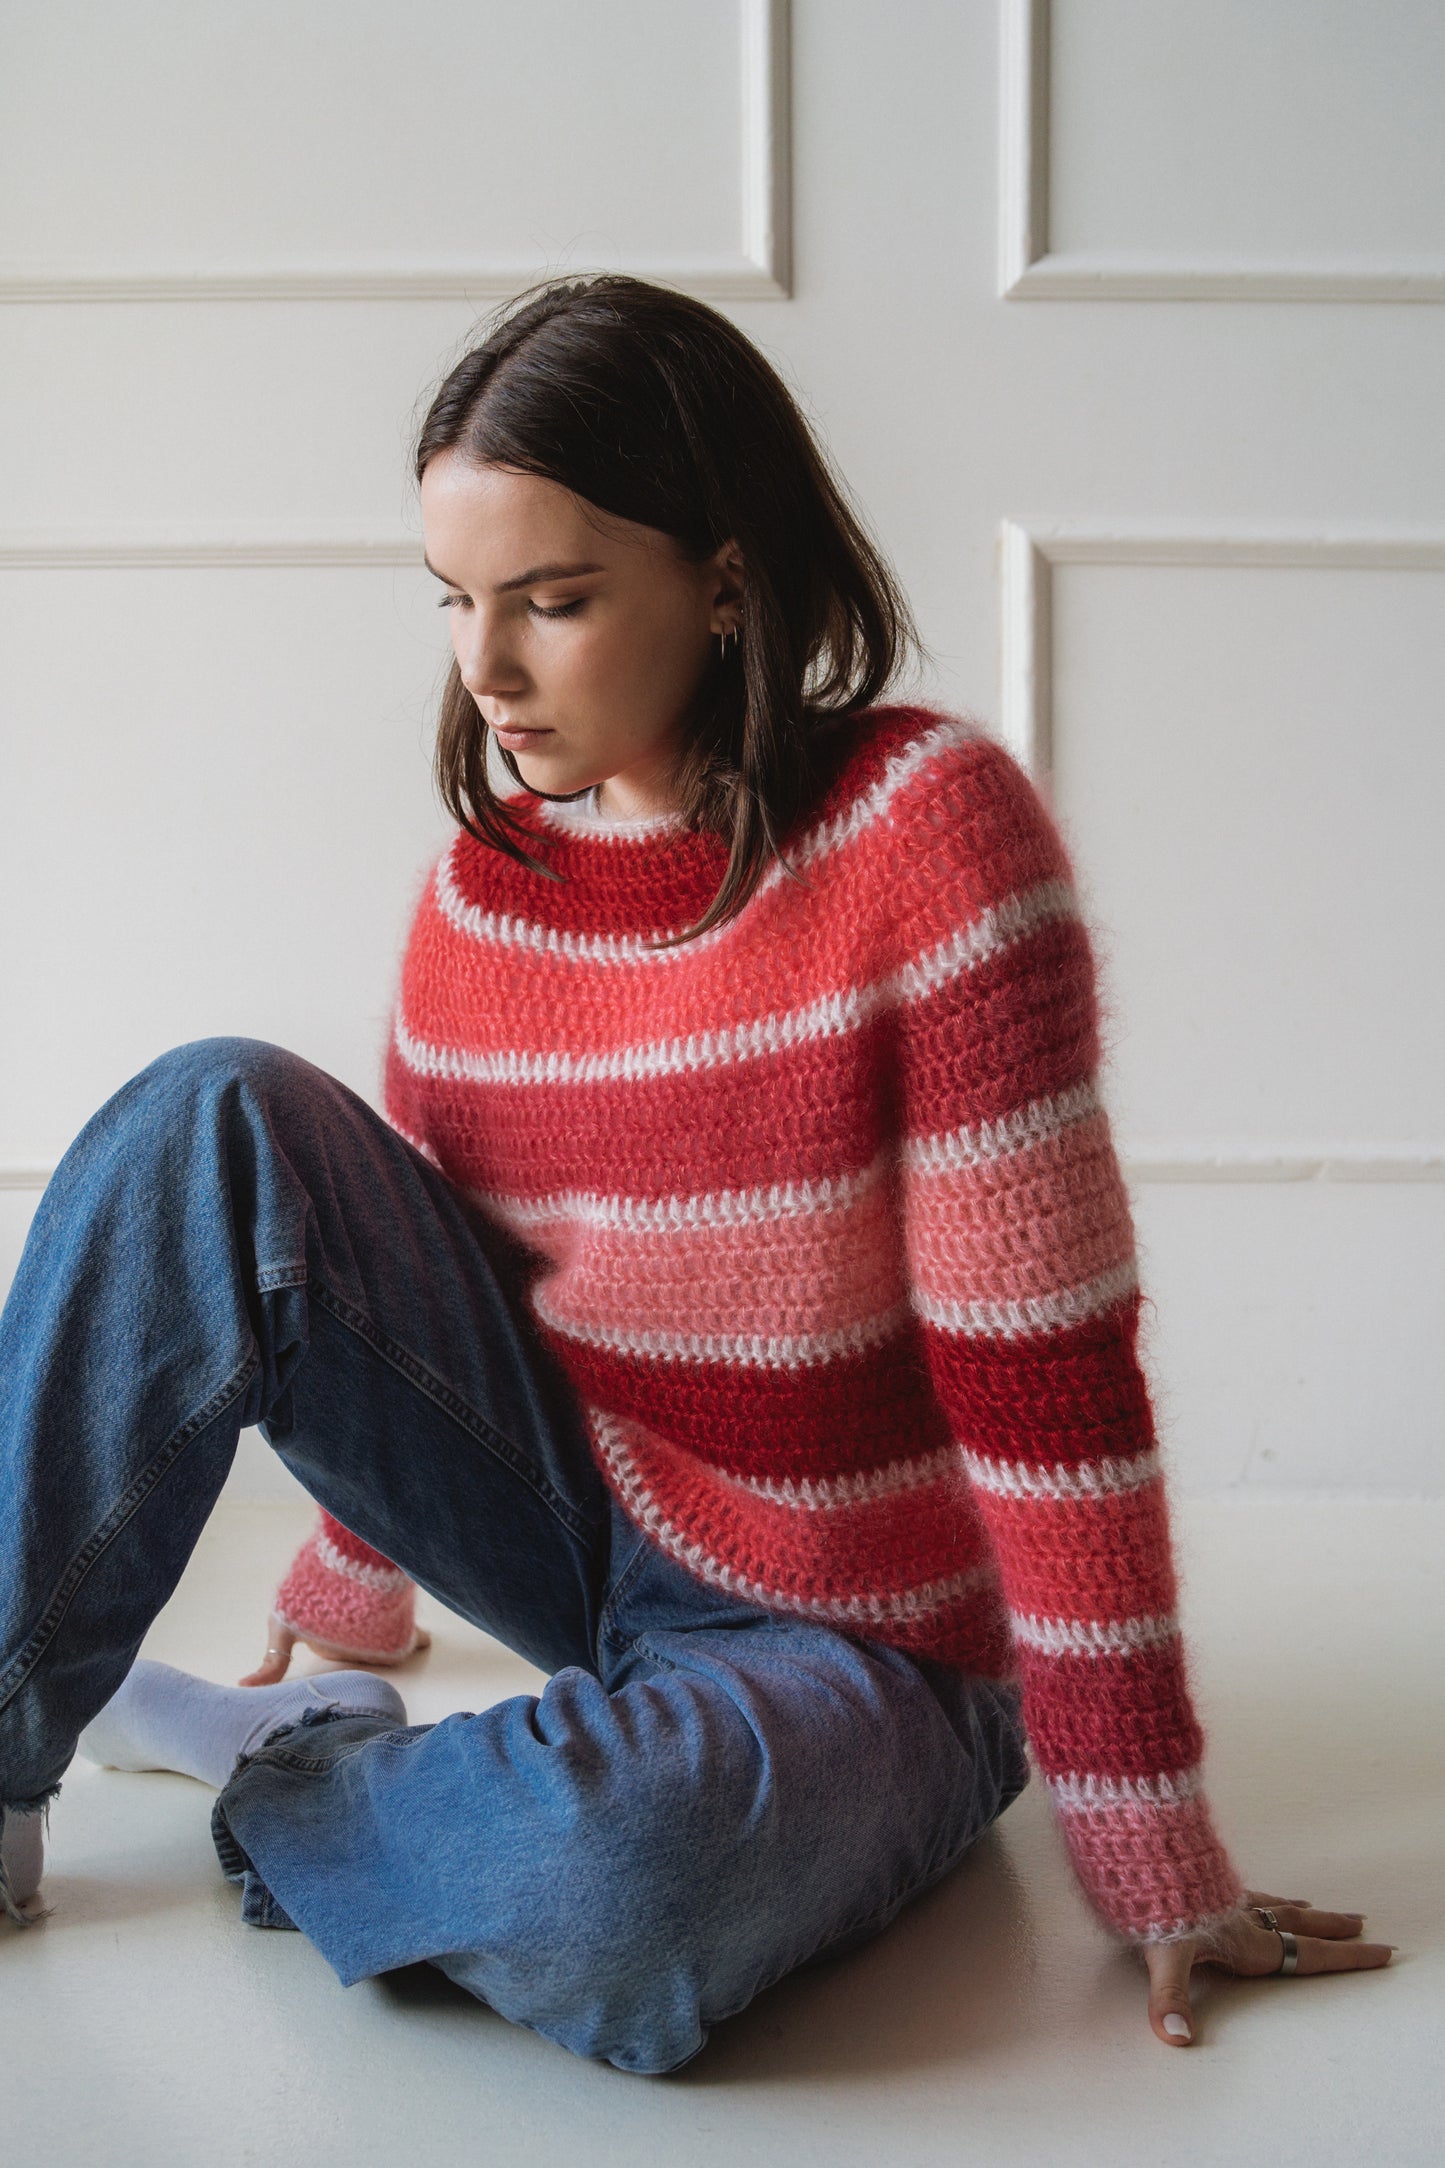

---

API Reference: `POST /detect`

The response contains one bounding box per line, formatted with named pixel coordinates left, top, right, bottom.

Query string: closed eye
left=436, top=594, right=586, bottom=620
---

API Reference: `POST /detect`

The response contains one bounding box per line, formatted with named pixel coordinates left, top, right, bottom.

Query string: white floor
left=3, top=1494, right=1440, bottom=2168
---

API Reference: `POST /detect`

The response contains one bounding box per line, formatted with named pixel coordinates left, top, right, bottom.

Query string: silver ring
left=1276, top=1928, right=1299, bottom=1976
left=1252, top=1905, right=1279, bottom=1932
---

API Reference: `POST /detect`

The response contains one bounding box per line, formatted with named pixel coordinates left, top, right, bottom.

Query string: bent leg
left=212, top=1532, right=1031, bottom=2075
left=0, top=1035, right=613, bottom=1834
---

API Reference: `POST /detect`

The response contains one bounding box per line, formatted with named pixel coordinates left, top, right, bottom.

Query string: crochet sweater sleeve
left=892, top=729, right=1245, bottom=1946
left=271, top=1507, right=419, bottom=1664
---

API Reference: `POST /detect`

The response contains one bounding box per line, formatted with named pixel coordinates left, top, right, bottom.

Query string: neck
left=594, top=780, right=683, bottom=824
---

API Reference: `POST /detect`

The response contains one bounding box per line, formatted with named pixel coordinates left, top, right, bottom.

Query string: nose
left=453, top=609, right=525, bottom=702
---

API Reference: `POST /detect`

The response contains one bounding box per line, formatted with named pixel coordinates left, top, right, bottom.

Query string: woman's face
left=420, top=450, right=742, bottom=819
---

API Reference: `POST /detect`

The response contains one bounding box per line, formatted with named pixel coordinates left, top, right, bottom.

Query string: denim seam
left=622, top=1631, right=681, bottom=1673
left=310, top=1280, right=599, bottom=1545
left=595, top=1532, right=656, bottom=1647
left=0, top=1345, right=261, bottom=1720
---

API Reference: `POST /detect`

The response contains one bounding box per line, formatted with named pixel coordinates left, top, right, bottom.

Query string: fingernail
left=1163, top=2013, right=1192, bottom=2040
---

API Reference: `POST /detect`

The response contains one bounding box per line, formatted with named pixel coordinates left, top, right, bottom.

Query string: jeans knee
left=136, top=1036, right=303, bottom=1106
left=114, top=1038, right=327, bottom=1156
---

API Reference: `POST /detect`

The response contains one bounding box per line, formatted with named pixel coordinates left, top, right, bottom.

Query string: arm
left=893, top=726, right=1243, bottom=1947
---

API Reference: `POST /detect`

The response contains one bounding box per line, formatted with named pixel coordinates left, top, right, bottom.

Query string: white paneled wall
left=2, top=0, right=1441, bottom=1498
left=0, top=0, right=786, bottom=297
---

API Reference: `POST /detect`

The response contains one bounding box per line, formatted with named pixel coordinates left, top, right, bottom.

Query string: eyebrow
left=423, top=554, right=606, bottom=593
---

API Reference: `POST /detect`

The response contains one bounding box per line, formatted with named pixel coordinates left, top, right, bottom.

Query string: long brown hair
left=413, top=273, right=929, bottom=950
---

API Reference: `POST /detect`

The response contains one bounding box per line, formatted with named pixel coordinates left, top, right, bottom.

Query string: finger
left=237, top=1616, right=295, bottom=1687
left=1243, top=1892, right=1370, bottom=1939
left=1284, top=1936, right=1395, bottom=1976
left=1277, top=1905, right=1368, bottom=1939
left=1144, top=1941, right=1197, bottom=2046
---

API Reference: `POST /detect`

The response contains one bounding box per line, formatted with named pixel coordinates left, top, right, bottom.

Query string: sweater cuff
left=1049, top=1765, right=1246, bottom=1945
left=273, top=1518, right=418, bottom=1664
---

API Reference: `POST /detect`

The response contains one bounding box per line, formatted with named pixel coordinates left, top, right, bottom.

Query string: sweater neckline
left=526, top=786, right=690, bottom=840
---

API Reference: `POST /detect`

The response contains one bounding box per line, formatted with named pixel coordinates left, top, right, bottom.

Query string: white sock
left=1, top=1807, right=46, bottom=1910
left=77, top=1658, right=408, bottom=1790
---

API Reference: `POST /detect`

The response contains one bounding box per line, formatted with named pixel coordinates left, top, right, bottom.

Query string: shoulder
left=822, top=703, right=1075, bottom=894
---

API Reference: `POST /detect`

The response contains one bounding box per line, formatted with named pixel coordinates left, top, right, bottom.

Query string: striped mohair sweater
left=273, top=703, right=1244, bottom=1947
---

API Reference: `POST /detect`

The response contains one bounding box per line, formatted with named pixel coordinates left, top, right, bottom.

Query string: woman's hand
left=238, top=1609, right=431, bottom=1687
left=1143, top=1887, right=1396, bottom=2045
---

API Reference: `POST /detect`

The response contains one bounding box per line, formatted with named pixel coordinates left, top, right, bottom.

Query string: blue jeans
left=0, top=1037, right=1030, bottom=2073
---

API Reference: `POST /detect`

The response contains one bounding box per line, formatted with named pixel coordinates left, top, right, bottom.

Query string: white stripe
left=531, top=794, right=683, bottom=841
left=529, top=1283, right=915, bottom=1369
left=961, top=1448, right=1162, bottom=1503
left=592, top=1411, right=997, bottom=1626
left=901, top=1079, right=1104, bottom=1175
left=436, top=713, right=992, bottom=966
left=394, top=982, right=881, bottom=1088
left=914, top=1254, right=1139, bottom=1340
left=895, top=881, right=1078, bottom=1004
left=1009, top=1609, right=1179, bottom=1660
left=1135, top=1899, right=1252, bottom=1948
left=396, top=867, right=1078, bottom=1093
left=1046, top=1764, right=1204, bottom=1814
left=713, top=1442, right=961, bottom=1511
left=466, top=1147, right=890, bottom=1238
left=312, top=1533, right=412, bottom=1595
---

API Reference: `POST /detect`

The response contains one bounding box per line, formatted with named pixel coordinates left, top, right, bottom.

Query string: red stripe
left=390, top=1009, right=896, bottom=1204
left=977, top=1482, right=1179, bottom=1621
left=1017, top=1643, right=1205, bottom=1781
left=899, top=916, right=1101, bottom=1137
left=539, top=1319, right=953, bottom=1483
left=918, top=1297, right=1158, bottom=1469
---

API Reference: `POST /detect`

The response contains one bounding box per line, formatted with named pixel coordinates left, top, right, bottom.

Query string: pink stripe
left=1058, top=1792, right=1245, bottom=1941
left=904, top=1115, right=1136, bottom=1309
left=528, top=1173, right=902, bottom=1344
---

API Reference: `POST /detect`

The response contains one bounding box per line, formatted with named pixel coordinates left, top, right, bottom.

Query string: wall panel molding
left=0, top=527, right=420, bottom=568
left=999, top=0, right=1445, bottom=303
left=1125, top=1154, right=1445, bottom=1186
left=998, top=517, right=1445, bottom=776
left=0, top=0, right=791, bottom=304
left=996, top=515, right=1445, bottom=1185
left=1, top=1169, right=56, bottom=1192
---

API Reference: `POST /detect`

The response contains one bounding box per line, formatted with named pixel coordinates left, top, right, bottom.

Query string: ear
left=707, top=536, right=747, bottom=613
